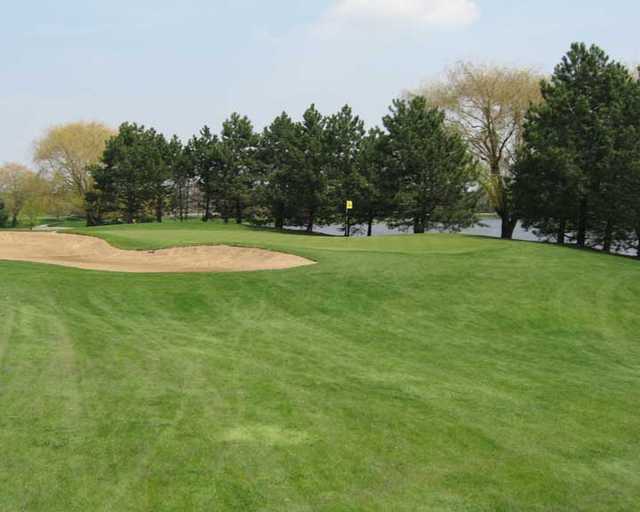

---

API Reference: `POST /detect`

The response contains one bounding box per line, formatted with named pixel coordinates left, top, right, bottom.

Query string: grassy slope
left=1, top=221, right=639, bottom=511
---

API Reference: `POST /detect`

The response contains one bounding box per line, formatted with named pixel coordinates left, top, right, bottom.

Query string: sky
left=2, top=0, right=639, bottom=165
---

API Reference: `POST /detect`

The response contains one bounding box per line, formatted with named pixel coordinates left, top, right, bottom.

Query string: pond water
left=289, top=218, right=637, bottom=257
left=296, top=217, right=540, bottom=241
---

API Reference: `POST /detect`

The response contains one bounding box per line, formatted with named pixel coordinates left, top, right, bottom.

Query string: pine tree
left=93, top=123, right=168, bottom=224
left=324, top=105, right=366, bottom=234
left=166, top=136, right=192, bottom=221
left=355, top=128, right=393, bottom=236
left=615, top=74, right=640, bottom=257
left=220, top=113, right=259, bottom=224
left=516, top=43, right=640, bottom=250
left=185, top=127, right=225, bottom=222
left=299, top=105, right=330, bottom=232
left=258, top=112, right=305, bottom=229
left=383, top=97, right=479, bottom=234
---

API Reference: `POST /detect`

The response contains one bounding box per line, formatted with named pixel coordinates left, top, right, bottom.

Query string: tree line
left=85, top=99, right=480, bottom=235
left=2, top=42, right=639, bottom=257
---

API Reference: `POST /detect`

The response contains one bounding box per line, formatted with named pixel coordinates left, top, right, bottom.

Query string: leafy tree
left=0, top=163, right=33, bottom=227
left=383, top=97, right=479, bottom=234
left=21, top=174, right=50, bottom=230
left=516, top=43, right=639, bottom=250
left=0, top=198, right=8, bottom=227
left=34, top=121, right=114, bottom=220
left=45, top=172, right=75, bottom=220
left=419, top=62, right=542, bottom=239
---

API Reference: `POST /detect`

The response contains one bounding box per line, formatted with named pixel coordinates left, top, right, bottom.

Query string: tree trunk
left=367, top=215, right=374, bottom=237
left=184, top=185, right=190, bottom=221
left=275, top=216, right=284, bottom=230
left=603, top=221, right=613, bottom=253
left=306, top=211, right=314, bottom=233
left=413, top=218, right=425, bottom=234
left=557, top=219, right=566, bottom=245
left=155, top=198, right=163, bottom=223
left=86, top=210, right=100, bottom=227
left=220, top=200, right=229, bottom=223
left=235, top=200, right=243, bottom=224
left=178, top=187, right=185, bottom=221
left=11, top=214, right=18, bottom=227
left=577, top=198, right=588, bottom=248
left=203, top=197, right=211, bottom=222
left=499, top=213, right=517, bottom=240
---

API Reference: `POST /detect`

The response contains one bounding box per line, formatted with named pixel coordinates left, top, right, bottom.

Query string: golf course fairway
left=1, top=221, right=639, bottom=511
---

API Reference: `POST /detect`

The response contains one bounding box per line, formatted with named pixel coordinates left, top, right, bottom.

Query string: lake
left=297, top=217, right=540, bottom=241
left=290, top=218, right=637, bottom=256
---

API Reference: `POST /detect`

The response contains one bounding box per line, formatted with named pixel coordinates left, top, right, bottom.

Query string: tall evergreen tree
left=258, top=112, right=305, bottom=229
left=513, top=147, right=579, bottom=245
left=166, top=135, right=192, bottom=221
left=383, top=97, right=479, bottom=233
left=324, top=105, right=366, bottom=234
left=299, top=105, right=330, bottom=232
left=220, top=113, right=258, bottom=224
left=92, top=123, right=168, bottom=224
left=147, top=133, right=171, bottom=223
left=354, top=128, right=393, bottom=236
left=615, top=73, right=640, bottom=257
left=185, top=127, right=225, bottom=222
left=515, top=43, right=639, bottom=250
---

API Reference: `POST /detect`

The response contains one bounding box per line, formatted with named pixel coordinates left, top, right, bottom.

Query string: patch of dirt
left=0, top=232, right=315, bottom=273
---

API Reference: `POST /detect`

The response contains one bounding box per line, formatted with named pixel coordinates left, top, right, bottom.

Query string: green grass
left=1, top=220, right=640, bottom=511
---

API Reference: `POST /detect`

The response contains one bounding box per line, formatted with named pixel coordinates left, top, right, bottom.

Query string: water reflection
left=289, top=218, right=637, bottom=256
left=298, top=217, right=539, bottom=240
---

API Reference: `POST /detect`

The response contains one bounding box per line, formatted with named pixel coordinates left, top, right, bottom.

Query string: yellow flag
left=346, top=200, right=353, bottom=210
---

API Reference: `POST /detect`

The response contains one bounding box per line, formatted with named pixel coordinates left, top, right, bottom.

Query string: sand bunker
left=0, top=232, right=315, bottom=273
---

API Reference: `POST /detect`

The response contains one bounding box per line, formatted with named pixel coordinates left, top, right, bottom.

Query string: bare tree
left=417, top=62, right=543, bottom=238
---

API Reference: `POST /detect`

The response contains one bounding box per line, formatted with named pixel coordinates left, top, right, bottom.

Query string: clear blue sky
left=2, top=0, right=639, bottom=165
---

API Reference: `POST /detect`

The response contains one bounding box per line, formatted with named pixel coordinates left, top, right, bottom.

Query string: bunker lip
left=0, top=232, right=315, bottom=273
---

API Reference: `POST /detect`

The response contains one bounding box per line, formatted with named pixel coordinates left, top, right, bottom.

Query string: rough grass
left=1, top=220, right=639, bottom=511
